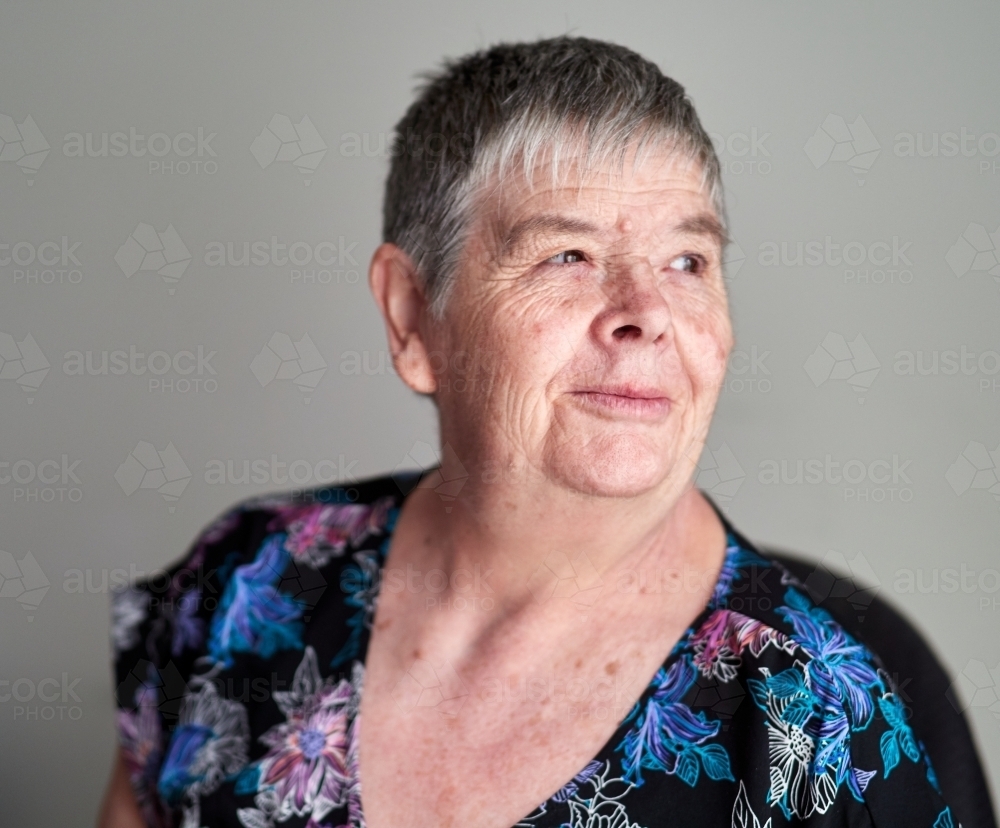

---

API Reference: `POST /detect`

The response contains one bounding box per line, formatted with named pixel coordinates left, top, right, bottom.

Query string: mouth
left=569, top=385, right=672, bottom=420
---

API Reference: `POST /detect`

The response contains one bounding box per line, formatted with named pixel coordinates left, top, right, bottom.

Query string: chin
left=544, top=434, right=679, bottom=498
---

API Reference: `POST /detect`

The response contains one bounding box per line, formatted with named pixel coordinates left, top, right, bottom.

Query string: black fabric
left=767, top=549, right=998, bottom=828
left=113, top=476, right=963, bottom=827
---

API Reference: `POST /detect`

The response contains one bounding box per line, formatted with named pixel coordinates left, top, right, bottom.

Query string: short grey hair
left=382, top=36, right=724, bottom=319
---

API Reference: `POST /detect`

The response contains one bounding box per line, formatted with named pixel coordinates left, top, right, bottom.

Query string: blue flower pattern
left=111, top=477, right=954, bottom=827
left=619, top=654, right=734, bottom=787
left=207, top=533, right=306, bottom=668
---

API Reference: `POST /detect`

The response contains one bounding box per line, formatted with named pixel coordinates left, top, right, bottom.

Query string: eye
left=545, top=249, right=587, bottom=265
left=667, top=253, right=706, bottom=275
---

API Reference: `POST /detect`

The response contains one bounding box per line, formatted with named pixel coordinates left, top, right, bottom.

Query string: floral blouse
left=111, top=472, right=956, bottom=828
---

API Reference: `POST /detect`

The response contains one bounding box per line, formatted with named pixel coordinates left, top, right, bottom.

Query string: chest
left=355, top=600, right=707, bottom=828
left=357, top=665, right=632, bottom=826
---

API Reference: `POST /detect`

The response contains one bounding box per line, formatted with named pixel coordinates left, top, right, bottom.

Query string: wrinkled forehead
left=473, top=141, right=721, bottom=251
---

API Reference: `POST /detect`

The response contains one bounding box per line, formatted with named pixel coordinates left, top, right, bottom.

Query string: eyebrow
left=495, top=211, right=728, bottom=259
left=675, top=213, right=729, bottom=249
left=496, top=214, right=601, bottom=258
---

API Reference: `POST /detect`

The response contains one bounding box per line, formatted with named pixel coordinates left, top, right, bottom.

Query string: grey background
left=1, top=1, right=998, bottom=823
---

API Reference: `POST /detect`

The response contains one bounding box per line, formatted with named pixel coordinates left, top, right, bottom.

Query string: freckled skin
left=429, top=154, right=732, bottom=501
left=360, top=147, right=734, bottom=828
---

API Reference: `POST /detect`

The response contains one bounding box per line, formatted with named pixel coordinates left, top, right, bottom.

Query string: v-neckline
left=350, top=472, right=742, bottom=826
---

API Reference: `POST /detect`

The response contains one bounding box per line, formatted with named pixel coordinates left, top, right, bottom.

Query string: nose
left=593, top=259, right=673, bottom=348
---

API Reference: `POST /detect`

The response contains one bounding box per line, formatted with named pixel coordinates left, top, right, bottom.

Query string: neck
left=396, top=454, right=725, bottom=636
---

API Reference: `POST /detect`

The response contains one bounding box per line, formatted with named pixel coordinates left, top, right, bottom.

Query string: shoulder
left=759, top=545, right=996, bottom=828
left=109, top=472, right=415, bottom=821
left=690, top=527, right=960, bottom=824
left=108, top=472, right=414, bottom=824
left=110, top=471, right=412, bottom=681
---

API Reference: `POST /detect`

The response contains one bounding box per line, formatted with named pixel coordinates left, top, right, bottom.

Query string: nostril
left=613, top=324, right=642, bottom=340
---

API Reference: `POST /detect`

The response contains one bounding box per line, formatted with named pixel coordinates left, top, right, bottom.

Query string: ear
left=368, top=243, right=437, bottom=394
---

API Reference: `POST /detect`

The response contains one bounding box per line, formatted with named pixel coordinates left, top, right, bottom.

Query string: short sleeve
left=849, top=676, right=956, bottom=827
left=109, top=501, right=263, bottom=827
left=764, top=578, right=958, bottom=825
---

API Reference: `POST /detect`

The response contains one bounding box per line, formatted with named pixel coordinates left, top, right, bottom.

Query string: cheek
left=448, top=288, right=575, bottom=396
left=675, top=305, right=733, bottom=393
left=487, top=285, right=590, bottom=369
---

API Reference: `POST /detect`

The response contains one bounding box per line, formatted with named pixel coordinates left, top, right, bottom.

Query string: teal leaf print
left=898, top=724, right=920, bottom=763
left=877, top=694, right=920, bottom=778
left=700, top=743, right=735, bottom=782
left=677, top=750, right=700, bottom=786
left=933, top=806, right=956, bottom=828
left=880, top=729, right=900, bottom=776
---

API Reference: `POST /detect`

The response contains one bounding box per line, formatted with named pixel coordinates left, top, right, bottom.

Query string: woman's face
left=424, top=147, right=734, bottom=499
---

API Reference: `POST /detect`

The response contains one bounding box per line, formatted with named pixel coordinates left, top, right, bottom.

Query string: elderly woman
left=99, top=37, right=990, bottom=828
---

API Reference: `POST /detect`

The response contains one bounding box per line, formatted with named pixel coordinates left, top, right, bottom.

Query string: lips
left=569, top=384, right=671, bottom=419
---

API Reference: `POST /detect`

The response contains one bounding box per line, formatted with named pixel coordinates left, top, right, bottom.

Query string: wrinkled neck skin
left=393, top=433, right=724, bottom=651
